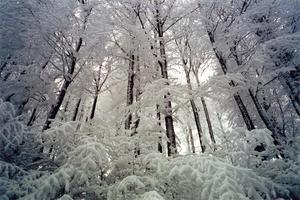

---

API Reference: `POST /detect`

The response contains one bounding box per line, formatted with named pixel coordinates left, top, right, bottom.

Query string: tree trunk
left=183, top=59, right=206, bottom=152
left=42, top=0, right=89, bottom=132
left=207, top=30, right=255, bottom=131
left=125, top=53, right=135, bottom=130
left=155, top=0, right=177, bottom=155
left=190, top=100, right=205, bottom=153
left=248, top=89, right=284, bottom=142
left=72, top=98, right=81, bottom=121
left=201, top=97, right=216, bottom=149
left=192, top=58, right=216, bottom=149
left=133, top=55, right=141, bottom=133
left=156, top=104, right=163, bottom=153
left=61, top=96, right=70, bottom=121
left=188, top=124, right=196, bottom=153
left=233, top=92, right=255, bottom=130
left=90, top=94, right=98, bottom=120
left=43, top=77, right=73, bottom=131
left=27, top=107, right=37, bottom=126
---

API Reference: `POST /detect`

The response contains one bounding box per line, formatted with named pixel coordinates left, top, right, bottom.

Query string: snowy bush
left=0, top=100, right=43, bottom=168
left=108, top=154, right=279, bottom=200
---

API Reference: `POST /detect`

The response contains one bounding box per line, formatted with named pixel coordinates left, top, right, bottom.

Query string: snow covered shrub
left=212, top=128, right=299, bottom=199
left=256, top=158, right=300, bottom=199
left=0, top=161, right=48, bottom=199
left=0, top=99, right=26, bottom=163
left=0, top=99, right=42, bottom=168
left=42, top=121, right=79, bottom=165
left=109, top=154, right=279, bottom=200
left=215, top=128, right=279, bottom=168
left=107, top=175, right=158, bottom=200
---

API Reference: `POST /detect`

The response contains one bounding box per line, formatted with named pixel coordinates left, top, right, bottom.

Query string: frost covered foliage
left=108, top=154, right=279, bottom=200
left=0, top=100, right=42, bottom=168
left=215, top=128, right=278, bottom=168
left=0, top=100, right=48, bottom=199
left=213, top=128, right=299, bottom=199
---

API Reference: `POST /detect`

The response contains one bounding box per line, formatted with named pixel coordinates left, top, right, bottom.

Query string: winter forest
left=0, top=0, right=300, bottom=199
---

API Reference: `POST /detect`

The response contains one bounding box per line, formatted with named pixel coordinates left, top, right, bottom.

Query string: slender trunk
left=156, top=104, right=163, bottom=153
left=188, top=124, right=196, bottom=153
left=183, top=59, right=206, bottom=152
left=155, top=0, right=177, bottom=155
left=42, top=0, right=90, bottom=132
left=125, top=53, right=135, bottom=130
left=201, top=97, right=216, bottom=148
left=190, top=100, right=205, bottom=152
left=61, top=96, right=70, bottom=121
left=207, top=30, right=255, bottom=131
left=216, top=113, right=226, bottom=135
left=90, top=94, right=98, bottom=120
left=27, top=107, right=37, bottom=126
left=72, top=98, right=81, bottom=121
left=194, top=69, right=216, bottom=147
left=233, top=92, right=255, bottom=130
left=43, top=78, right=72, bottom=131
left=43, top=38, right=82, bottom=132
left=133, top=55, right=141, bottom=132
left=248, top=89, right=284, bottom=141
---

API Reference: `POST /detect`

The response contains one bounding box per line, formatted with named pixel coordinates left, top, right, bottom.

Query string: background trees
left=0, top=0, right=299, bottom=199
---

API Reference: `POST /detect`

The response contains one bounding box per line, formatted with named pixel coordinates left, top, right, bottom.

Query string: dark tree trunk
left=183, top=60, right=206, bottom=152
left=27, top=107, right=37, bottom=126
left=248, top=89, right=284, bottom=141
left=43, top=79, right=72, bottom=131
left=190, top=100, right=205, bottom=153
left=125, top=53, right=135, bottom=130
left=72, top=98, right=81, bottom=121
left=90, top=95, right=98, bottom=120
left=157, top=105, right=163, bottom=153
left=43, top=37, right=83, bottom=132
left=133, top=55, right=141, bottom=133
left=207, top=30, right=255, bottom=131
left=201, top=97, right=216, bottom=148
left=61, top=96, right=70, bottom=121
left=155, top=0, right=177, bottom=155
left=233, top=92, right=255, bottom=130
left=188, top=124, right=196, bottom=153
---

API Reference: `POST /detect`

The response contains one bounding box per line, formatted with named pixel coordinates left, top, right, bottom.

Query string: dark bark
left=43, top=36, right=83, bottom=131
left=42, top=1, right=89, bottom=133
left=190, top=100, right=205, bottom=153
left=133, top=55, right=141, bottom=132
left=207, top=30, right=255, bottom=131
left=181, top=56, right=206, bottom=153
left=90, top=95, right=98, bottom=120
left=43, top=78, right=73, bottom=131
left=188, top=124, right=196, bottom=153
left=27, top=107, right=37, bottom=126
left=61, top=96, right=70, bottom=121
left=125, top=53, right=135, bottom=130
left=248, top=89, right=284, bottom=141
left=155, top=0, right=177, bottom=155
left=233, top=93, right=255, bottom=130
left=72, top=98, right=81, bottom=121
left=157, top=104, right=163, bottom=153
left=201, top=97, right=216, bottom=147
